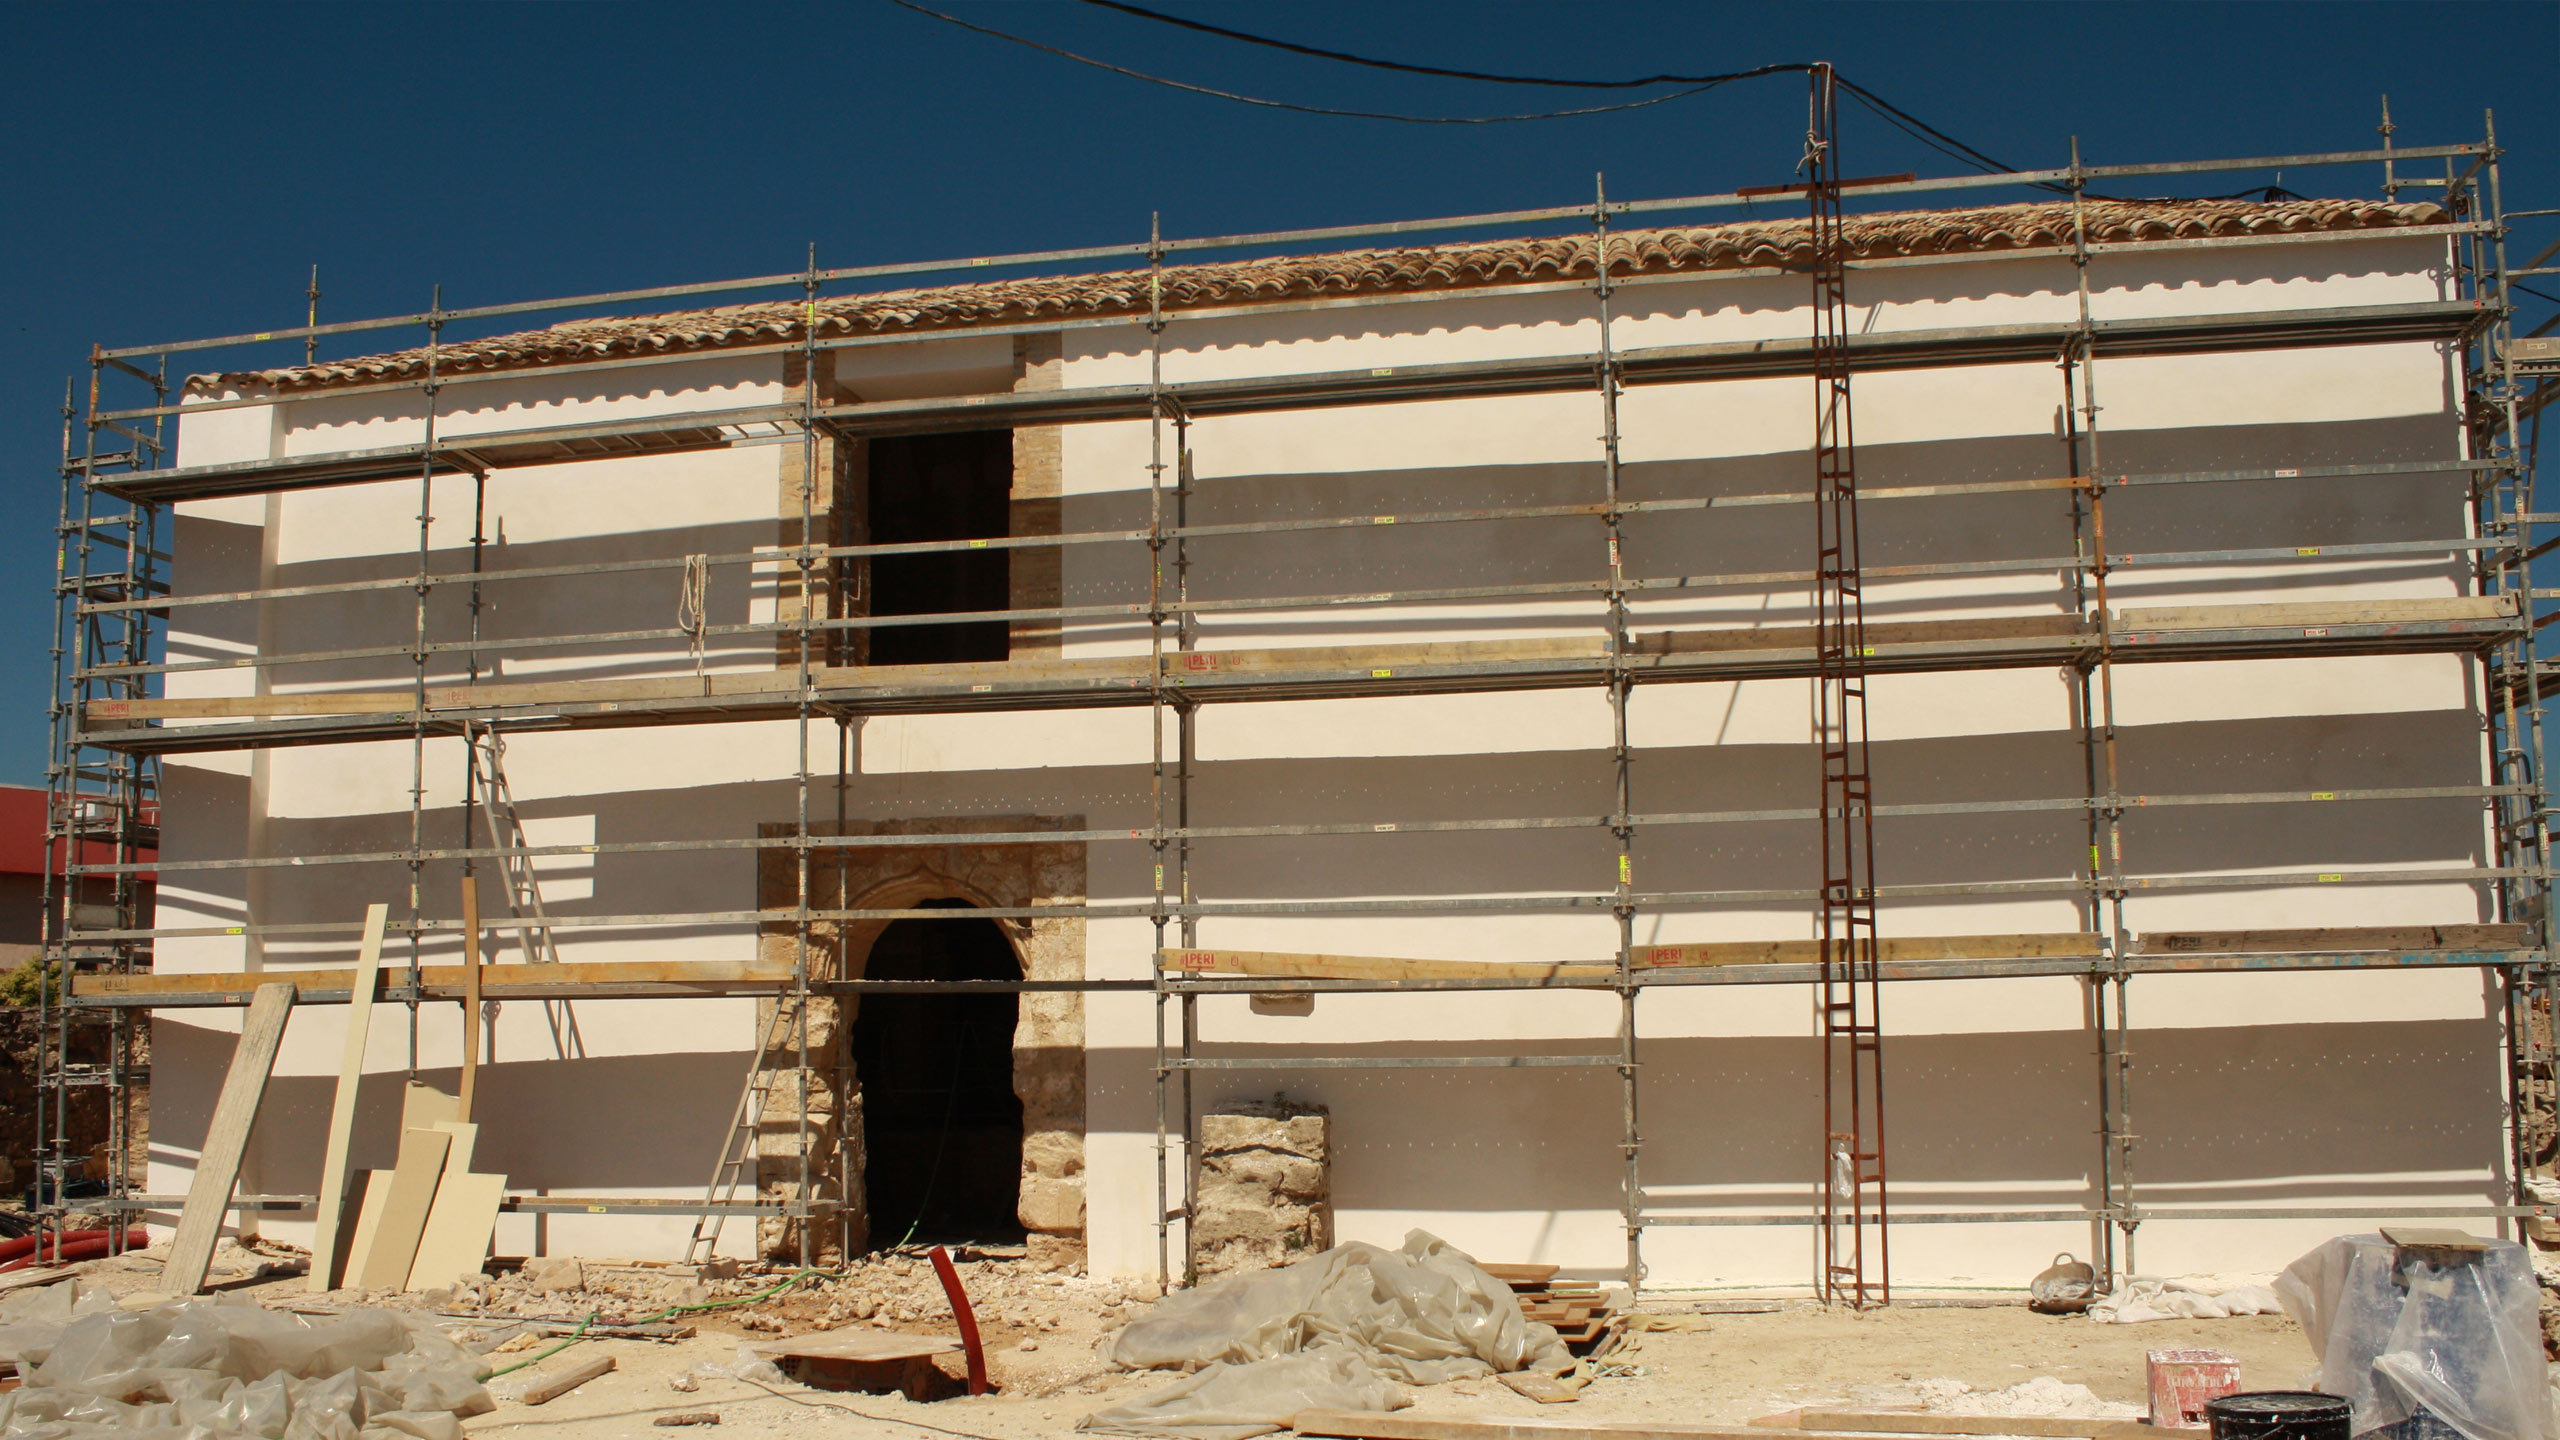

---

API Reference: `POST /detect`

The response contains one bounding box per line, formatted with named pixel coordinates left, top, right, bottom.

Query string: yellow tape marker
left=2297, top=547, right=2322, bottom=556
left=2317, top=873, right=2345, bottom=883
left=1371, top=668, right=1393, bottom=678
left=2309, top=791, right=2336, bottom=801
left=1618, top=854, right=1632, bottom=885
left=1371, top=367, right=1394, bottom=377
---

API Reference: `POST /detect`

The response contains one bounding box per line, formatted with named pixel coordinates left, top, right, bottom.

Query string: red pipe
left=928, top=1245, right=989, bottom=1396
left=0, top=1228, right=149, bottom=1273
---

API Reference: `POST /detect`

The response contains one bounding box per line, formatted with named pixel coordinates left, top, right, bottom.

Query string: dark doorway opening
left=852, top=900, right=1026, bottom=1248
left=867, top=431, right=1011, bottom=665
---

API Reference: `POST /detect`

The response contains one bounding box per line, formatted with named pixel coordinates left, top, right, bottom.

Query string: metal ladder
left=685, top=997, right=800, bottom=1263
left=465, top=724, right=586, bottom=1057
left=466, top=724, right=561, bottom=967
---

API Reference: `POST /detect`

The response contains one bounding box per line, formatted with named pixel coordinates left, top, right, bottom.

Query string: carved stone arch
left=754, top=817, right=1087, bottom=1268
left=834, top=866, right=1024, bottom=983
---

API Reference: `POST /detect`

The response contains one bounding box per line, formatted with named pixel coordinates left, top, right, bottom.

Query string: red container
left=2150, top=1348, right=2243, bottom=1429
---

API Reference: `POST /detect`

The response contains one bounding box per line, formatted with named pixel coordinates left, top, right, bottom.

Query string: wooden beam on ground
left=521, top=1355, right=617, bottom=1406
left=2136, top=923, right=2529, bottom=955
left=309, top=904, right=390, bottom=1292
left=1292, top=1411, right=1806, bottom=1440
left=161, top=981, right=296, bottom=1296
left=1784, top=1416, right=2140, bottom=1440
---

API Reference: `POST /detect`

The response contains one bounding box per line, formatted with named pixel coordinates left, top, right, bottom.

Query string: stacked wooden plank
left=1479, top=1264, right=1615, bottom=1351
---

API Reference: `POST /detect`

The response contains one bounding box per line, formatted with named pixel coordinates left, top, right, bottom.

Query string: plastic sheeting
left=1082, top=1230, right=1571, bottom=1440
left=2273, top=1234, right=2544, bottom=1440
left=0, top=1294, right=493, bottom=1440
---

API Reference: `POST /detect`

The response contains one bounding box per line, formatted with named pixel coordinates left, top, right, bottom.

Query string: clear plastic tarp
left=0, top=1290, right=493, bottom=1440
left=1083, top=1230, right=1571, bottom=1440
left=2273, top=1234, right=2545, bottom=1440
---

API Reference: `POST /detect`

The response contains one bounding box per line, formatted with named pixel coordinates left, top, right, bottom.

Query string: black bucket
left=2206, top=1392, right=2353, bottom=1440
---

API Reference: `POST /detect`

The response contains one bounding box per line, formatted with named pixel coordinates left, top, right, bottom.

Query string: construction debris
left=1484, top=1265, right=1620, bottom=1355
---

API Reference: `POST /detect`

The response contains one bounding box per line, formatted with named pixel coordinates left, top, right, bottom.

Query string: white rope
left=677, top=552, right=710, bottom=675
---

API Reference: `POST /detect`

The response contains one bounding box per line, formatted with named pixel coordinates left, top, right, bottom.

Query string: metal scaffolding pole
left=1592, top=178, right=1646, bottom=1292
left=2068, top=136, right=2141, bottom=1278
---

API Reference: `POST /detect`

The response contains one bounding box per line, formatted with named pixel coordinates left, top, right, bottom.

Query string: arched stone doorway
left=754, top=818, right=1086, bottom=1268
left=854, top=901, right=1026, bottom=1246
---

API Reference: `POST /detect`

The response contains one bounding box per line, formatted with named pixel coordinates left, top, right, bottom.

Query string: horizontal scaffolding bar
left=1165, top=1055, right=1624, bottom=1070
left=1636, top=1203, right=2543, bottom=1226
left=75, top=784, right=2520, bottom=879
left=70, top=944, right=2543, bottom=1007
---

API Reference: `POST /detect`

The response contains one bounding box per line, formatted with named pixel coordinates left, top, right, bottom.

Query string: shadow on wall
left=151, top=1018, right=751, bottom=1199
left=1086, top=1015, right=2501, bottom=1218
left=1054, top=415, right=2464, bottom=642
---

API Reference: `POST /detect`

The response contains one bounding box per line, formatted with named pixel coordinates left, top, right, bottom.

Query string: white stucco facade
left=146, top=222, right=2505, bottom=1289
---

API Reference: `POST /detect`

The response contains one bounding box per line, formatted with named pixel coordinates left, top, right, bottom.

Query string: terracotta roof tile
left=196, top=199, right=2444, bottom=394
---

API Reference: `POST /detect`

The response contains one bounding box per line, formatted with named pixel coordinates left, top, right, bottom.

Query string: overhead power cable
left=1055, top=0, right=2059, bottom=191
left=886, top=0, right=1780, bottom=124
left=904, top=0, right=2316, bottom=207
left=1074, top=0, right=1810, bottom=90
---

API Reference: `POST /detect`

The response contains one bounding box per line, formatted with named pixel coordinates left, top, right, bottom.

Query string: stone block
left=1018, top=1176, right=1086, bottom=1235
left=1192, top=1099, right=1331, bottom=1278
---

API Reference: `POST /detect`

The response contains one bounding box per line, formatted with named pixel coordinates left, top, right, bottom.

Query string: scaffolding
left=35, top=106, right=2558, bottom=1296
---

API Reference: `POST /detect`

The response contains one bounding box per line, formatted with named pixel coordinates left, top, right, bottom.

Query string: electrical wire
left=1073, top=0, right=1809, bottom=91
left=886, top=0, right=1768, bottom=124
left=904, top=0, right=2378, bottom=205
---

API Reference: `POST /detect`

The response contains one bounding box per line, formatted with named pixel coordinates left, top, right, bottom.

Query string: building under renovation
left=38, top=109, right=2556, bottom=1303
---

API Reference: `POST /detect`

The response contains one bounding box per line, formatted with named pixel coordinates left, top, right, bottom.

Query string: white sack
left=2089, top=1278, right=2283, bottom=1324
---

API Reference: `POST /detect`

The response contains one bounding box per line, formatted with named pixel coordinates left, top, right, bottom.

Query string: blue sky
left=2, top=0, right=2552, bottom=786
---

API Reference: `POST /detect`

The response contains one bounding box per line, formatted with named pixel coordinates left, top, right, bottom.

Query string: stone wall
left=0, top=1008, right=148, bottom=1194
left=1192, top=1099, right=1331, bottom=1279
